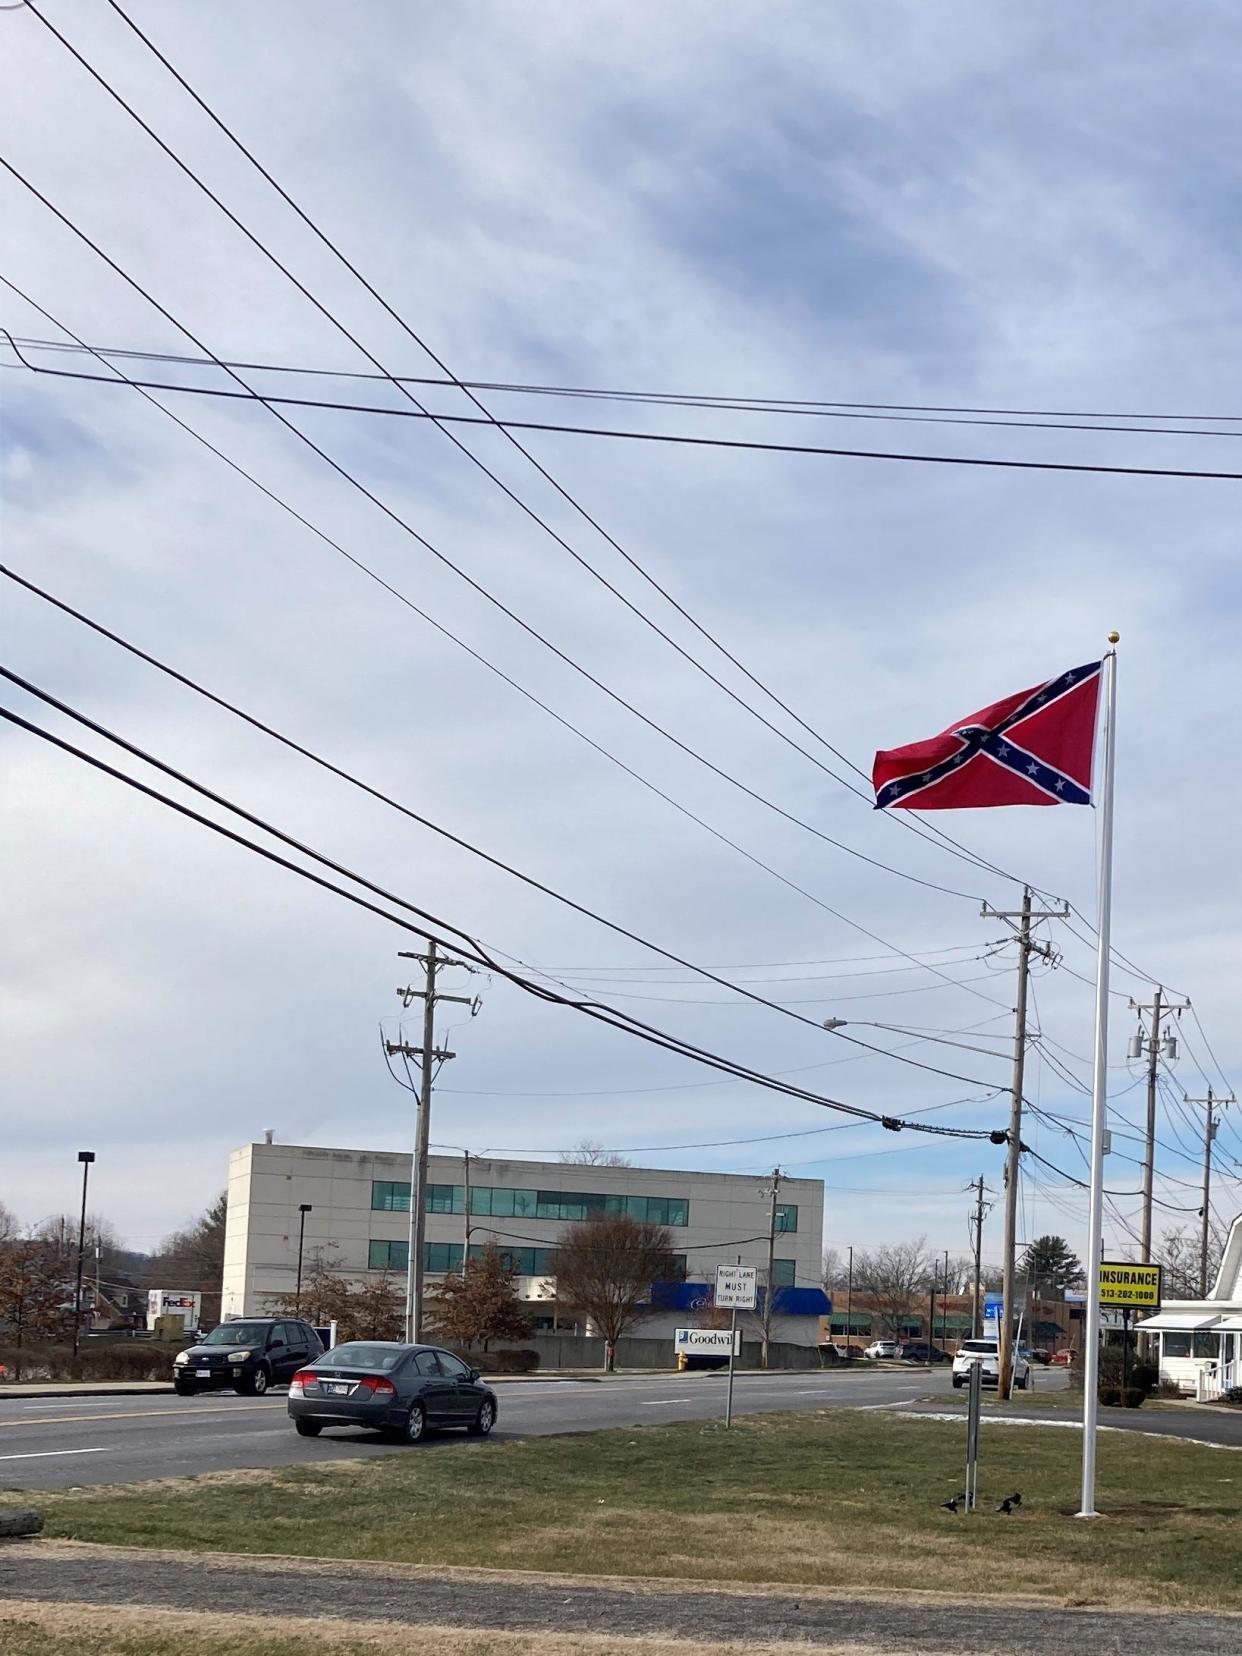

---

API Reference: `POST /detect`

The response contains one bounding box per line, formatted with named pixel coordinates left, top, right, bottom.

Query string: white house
left=1138, top=1212, right=1242, bottom=1400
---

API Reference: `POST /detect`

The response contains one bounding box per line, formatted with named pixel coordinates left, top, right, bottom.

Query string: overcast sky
left=2, top=2, right=1240, bottom=1271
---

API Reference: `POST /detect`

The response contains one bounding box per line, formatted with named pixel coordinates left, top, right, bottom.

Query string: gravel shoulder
left=1, top=1541, right=1240, bottom=1655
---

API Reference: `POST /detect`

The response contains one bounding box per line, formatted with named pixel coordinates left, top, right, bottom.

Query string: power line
left=0, top=283, right=1014, bottom=1020
left=11, top=336, right=1242, bottom=431
left=15, top=349, right=1242, bottom=481
left=0, top=691, right=1009, bottom=1125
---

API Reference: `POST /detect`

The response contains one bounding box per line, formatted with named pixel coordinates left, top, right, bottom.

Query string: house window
left=775, top=1203, right=798, bottom=1234
left=1193, top=1331, right=1221, bottom=1359
left=771, top=1258, right=796, bottom=1288
left=1162, top=1332, right=1191, bottom=1358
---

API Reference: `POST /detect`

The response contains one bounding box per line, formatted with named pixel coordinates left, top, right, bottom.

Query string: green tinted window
left=772, top=1258, right=796, bottom=1288
left=775, top=1203, right=798, bottom=1234
left=371, top=1180, right=410, bottom=1212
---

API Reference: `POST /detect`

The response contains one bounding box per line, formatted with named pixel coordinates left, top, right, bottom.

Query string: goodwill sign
left=675, top=1327, right=742, bottom=1356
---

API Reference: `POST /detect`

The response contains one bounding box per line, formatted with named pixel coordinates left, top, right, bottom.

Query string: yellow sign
left=1098, top=1261, right=1162, bottom=1309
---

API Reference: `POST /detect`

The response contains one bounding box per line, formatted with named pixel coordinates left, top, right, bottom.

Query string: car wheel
left=173, top=1380, right=196, bottom=1397
left=237, top=1365, right=270, bottom=1397
left=468, top=1399, right=496, bottom=1437
left=1015, top=1374, right=1028, bottom=1391
left=951, top=1376, right=963, bottom=1388
left=294, top=1418, right=322, bottom=1437
left=404, top=1402, right=427, bottom=1444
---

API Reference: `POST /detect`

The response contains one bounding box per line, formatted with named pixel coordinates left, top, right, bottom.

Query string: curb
left=0, top=1385, right=175, bottom=1401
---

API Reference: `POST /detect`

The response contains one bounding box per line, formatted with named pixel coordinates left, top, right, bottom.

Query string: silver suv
left=951, top=1337, right=1030, bottom=1390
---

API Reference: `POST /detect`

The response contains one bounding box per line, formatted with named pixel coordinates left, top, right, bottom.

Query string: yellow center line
left=0, top=1404, right=282, bottom=1429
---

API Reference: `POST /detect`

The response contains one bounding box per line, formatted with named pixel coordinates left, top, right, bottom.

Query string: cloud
left=1, top=1, right=1238, bottom=1257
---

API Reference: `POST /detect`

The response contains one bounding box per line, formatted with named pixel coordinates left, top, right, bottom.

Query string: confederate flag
left=873, top=662, right=1103, bottom=810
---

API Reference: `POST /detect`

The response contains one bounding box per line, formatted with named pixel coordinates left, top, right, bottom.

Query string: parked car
left=174, top=1318, right=322, bottom=1396
left=898, top=1341, right=952, bottom=1365
left=863, top=1340, right=901, bottom=1360
left=1030, top=1348, right=1052, bottom=1365
left=288, top=1341, right=498, bottom=1443
left=951, top=1337, right=1030, bottom=1390
left=1051, top=1348, right=1076, bottom=1366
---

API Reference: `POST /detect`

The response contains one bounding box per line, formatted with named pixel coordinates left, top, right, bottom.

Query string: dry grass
left=0, top=1600, right=893, bottom=1656
left=26, top=1411, right=1242, bottom=1610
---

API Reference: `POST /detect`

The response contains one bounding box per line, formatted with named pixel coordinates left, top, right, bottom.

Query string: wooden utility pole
left=1129, top=989, right=1189, bottom=1261
left=1185, top=1089, right=1234, bottom=1296
left=982, top=888, right=1067, bottom=1399
left=388, top=941, right=474, bottom=1341
left=761, top=1167, right=782, bottom=1369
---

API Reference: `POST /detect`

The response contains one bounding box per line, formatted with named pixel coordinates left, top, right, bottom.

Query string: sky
left=2, top=1, right=1241, bottom=1270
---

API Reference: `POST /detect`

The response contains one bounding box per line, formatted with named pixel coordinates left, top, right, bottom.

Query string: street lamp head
left=822, top=1017, right=848, bottom=1031
left=298, top=1203, right=313, bottom=1214
left=77, top=1151, right=96, bottom=1164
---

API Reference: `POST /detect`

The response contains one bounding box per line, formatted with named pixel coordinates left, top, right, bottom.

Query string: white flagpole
left=1078, top=633, right=1120, bottom=1519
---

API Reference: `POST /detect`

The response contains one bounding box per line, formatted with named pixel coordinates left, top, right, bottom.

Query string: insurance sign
left=1098, top=1261, right=1162, bottom=1310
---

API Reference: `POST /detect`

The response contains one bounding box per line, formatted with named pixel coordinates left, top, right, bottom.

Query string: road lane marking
left=0, top=1447, right=106, bottom=1461
left=0, top=1404, right=282, bottom=1430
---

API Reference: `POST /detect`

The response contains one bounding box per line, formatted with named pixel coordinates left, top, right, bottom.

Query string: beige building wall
left=221, top=1140, right=825, bottom=1340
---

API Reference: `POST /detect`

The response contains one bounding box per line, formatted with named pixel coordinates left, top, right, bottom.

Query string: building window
left=775, top=1203, right=798, bottom=1234
left=530, top=1188, right=689, bottom=1226
left=368, top=1239, right=407, bottom=1270
left=1193, top=1331, right=1221, bottom=1359
left=371, top=1180, right=411, bottom=1212
left=469, top=1187, right=537, bottom=1219
left=468, top=1243, right=556, bottom=1276
left=771, top=1258, right=796, bottom=1288
left=424, top=1241, right=463, bottom=1274
left=1162, top=1332, right=1191, bottom=1358
left=427, top=1183, right=464, bottom=1215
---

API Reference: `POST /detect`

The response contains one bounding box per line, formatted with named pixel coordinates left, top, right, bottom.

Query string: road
left=0, top=1366, right=957, bottom=1490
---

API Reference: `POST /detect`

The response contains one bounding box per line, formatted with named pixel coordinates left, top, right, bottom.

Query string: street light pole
left=72, top=1151, right=95, bottom=1362
left=295, top=1204, right=313, bottom=1314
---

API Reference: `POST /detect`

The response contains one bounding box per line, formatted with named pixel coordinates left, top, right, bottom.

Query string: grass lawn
left=27, top=1411, right=1242, bottom=1610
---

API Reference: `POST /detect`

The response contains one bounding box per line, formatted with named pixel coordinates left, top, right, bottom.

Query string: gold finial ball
left=1107, top=630, right=1120, bottom=644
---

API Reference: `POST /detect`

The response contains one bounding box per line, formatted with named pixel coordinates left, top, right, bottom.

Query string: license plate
left=196, top=1369, right=211, bottom=1378
left=325, top=1382, right=352, bottom=1396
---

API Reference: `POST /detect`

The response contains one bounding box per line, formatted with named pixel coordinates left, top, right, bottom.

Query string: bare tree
left=147, top=1194, right=228, bottom=1325
left=1157, top=1222, right=1226, bottom=1298
left=821, top=1247, right=844, bottom=1292
left=0, top=1200, right=17, bottom=1246
left=559, top=1139, right=632, bottom=1168
left=428, top=1241, right=533, bottom=1351
left=265, top=1245, right=403, bottom=1341
left=552, top=1214, right=678, bottom=1369
left=0, top=1236, right=73, bottom=1376
left=852, top=1239, right=932, bottom=1339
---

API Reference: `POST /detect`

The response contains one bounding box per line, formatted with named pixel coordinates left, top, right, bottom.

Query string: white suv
left=951, top=1338, right=1030, bottom=1390
left=863, top=1340, right=901, bottom=1360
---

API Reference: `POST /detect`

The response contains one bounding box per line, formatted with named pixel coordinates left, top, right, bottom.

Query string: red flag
left=873, top=662, right=1102, bottom=810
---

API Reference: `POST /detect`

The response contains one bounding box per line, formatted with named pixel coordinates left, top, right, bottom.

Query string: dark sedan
left=897, top=1341, right=952, bottom=1365
left=288, top=1341, right=498, bottom=1443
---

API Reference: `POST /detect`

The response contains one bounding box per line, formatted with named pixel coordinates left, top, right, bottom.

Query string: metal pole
left=725, top=1306, right=737, bottom=1428
left=72, top=1151, right=95, bottom=1361
left=1079, top=639, right=1119, bottom=1520
left=927, top=1278, right=936, bottom=1370
left=410, top=939, right=437, bottom=1342
left=462, top=1148, right=471, bottom=1273
left=965, top=1357, right=982, bottom=1511
left=1140, top=986, right=1163, bottom=1263
left=846, top=1244, right=853, bottom=1356
left=942, top=1249, right=949, bottom=1352
left=998, top=887, right=1032, bottom=1402
left=295, top=1203, right=311, bottom=1314
left=972, top=1178, right=985, bottom=1337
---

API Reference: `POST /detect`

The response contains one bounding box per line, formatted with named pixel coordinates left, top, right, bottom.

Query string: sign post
left=964, top=1355, right=983, bottom=1512
left=714, top=1264, right=758, bottom=1428
left=1097, top=1263, right=1160, bottom=1404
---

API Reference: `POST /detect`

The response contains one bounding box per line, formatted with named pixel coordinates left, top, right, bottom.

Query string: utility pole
left=72, top=1150, right=95, bottom=1363
left=969, top=1177, right=988, bottom=1337
left=761, top=1167, right=782, bottom=1369
left=1129, top=989, right=1188, bottom=1261
left=982, top=888, right=1067, bottom=1399
left=461, top=1149, right=471, bottom=1271
left=1185, top=1088, right=1234, bottom=1296
left=942, top=1247, right=949, bottom=1351
left=845, top=1244, right=853, bottom=1355
left=388, top=940, right=475, bottom=1341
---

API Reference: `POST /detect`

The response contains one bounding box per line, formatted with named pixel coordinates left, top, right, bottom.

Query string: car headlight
left=228, top=1350, right=251, bottom=1363
left=174, top=1351, right=190, bottom=1364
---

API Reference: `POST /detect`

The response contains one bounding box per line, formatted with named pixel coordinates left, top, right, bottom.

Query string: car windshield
left=321, top=1343, right=405, bottom=1371
left=961, top=1340, right=998, bottom=1355
left=202, top=1323, right=269, bottom=1346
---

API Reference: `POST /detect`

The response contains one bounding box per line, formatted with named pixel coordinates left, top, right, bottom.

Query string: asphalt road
left=0, top=1366, right=958, bottom=1490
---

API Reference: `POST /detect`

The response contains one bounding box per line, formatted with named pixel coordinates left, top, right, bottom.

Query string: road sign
left=1098, top=1261, right=1162, bottom=1310
left=675, top=1327, right=741, bottom=1356
left=715, top=1264, right=758, bottom=1309
left=983, top=1291, right=1003, bottom=1333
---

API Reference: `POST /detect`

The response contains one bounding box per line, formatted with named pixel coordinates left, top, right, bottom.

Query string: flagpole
left=1078, top=632, right=1120, bottom=1519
